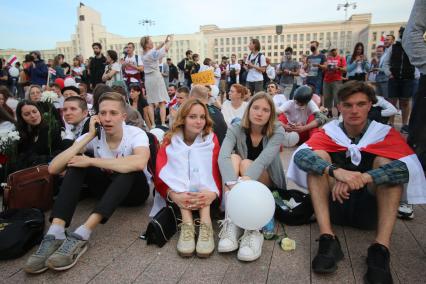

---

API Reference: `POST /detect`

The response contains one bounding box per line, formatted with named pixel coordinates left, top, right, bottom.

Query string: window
left=293, top=34, right=297, bottom=41
left=221, top=48, right=224, bottom=52
left=232, top=47, right=235, bottom=52
left=333, top=32, right=338, bottom=39
left=226, top=38, right=230, bottom=45
left=232, top=38, right=235, bottom=45
left=238, top=47, right=241, bottom=51
left=268, top=45, right=272, bottom=50
left=274, top=45, right=278, bottom=49
left=313, top=33, right=318, bottom=40
left=268, top=52, right=272, bottom=56
left=226, top=47, right=230, bottom=52
left=238, top=37, right=241, bottom=44
left=390, top=30, right=394, bottom=35
left=326, top=32, right=331, bottom=39
left=79, top=15, right=85, bottom=21
left=262, top=36, right=266, bottom=42
left=274, top=35, right=278, bottom=42
left=280, top=45, right=284, bottom=49
left=293, top=44, right=297, bottom=49
left=244, top=37, right=248, bottom=44
left=287, top=34, right=291, bottom=42
left=220, top=38, right=224, bottom=45
left=299, top=51, right=303, bottom=55
left=268, top=35, right=272, bottom=43
left=280, top=35, right=284, bottom=42
left=299, top=34, right=304, bottom=41
left=293, top=51, right=297, bottom=56
left=214, top=39, right=218, bottom=45
left=299, top=44, right=303, bottom=49
left=274, top=52, right=278, bottom=56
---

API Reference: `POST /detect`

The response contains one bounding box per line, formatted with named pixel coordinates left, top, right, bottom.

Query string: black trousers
left=51, top=167, right=150, bottom=227
left=329, top=151, right=378, bottom=230
left=408, top=74, right=426, bottom=171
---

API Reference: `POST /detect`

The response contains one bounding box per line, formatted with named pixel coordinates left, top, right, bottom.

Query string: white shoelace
left=218, top=218, right=232, bottom=239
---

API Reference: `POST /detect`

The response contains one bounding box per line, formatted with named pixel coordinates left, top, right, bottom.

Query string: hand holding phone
left=95, top=123, right=101, bottom=140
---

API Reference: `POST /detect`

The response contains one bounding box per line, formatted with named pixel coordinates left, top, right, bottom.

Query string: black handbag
left=144, top=204, right=180, bottom=247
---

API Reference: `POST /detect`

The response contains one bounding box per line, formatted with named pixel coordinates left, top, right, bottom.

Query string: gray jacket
left=402, top=0, right=426, bottom=74
left=218, top=122, right=287, bottom=190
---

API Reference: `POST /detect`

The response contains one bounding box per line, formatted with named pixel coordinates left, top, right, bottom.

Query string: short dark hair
left=310, top=41, right=319, bottom=47
left=186, top=50, right=193, bottom=56
left=127, top=42, right=135, bottom=48
left=64, top=96, right=88, bottom=111
left=106, top=50, right=118, bottom=62
left=111, top=85, right=127, bottom=98
left=168, top=84, right=177, bottom=90
left=337, top=81, right=377, bottom=104
left=251, top=39, right=261, bottom=51
left=386, top=34, right=395, bottom=41
left=130, top=84, right=142, bottom=93
left=92, top=42, right=102, bottom=49
left=192, top=54, right=199, bottom=60
left=167, top=58, right=172, bottom=61
left=92, top=83, right=113, bottom=114
left=203, top=58, right=211, bottom=66
left=177, top=86, right=190, bottom=95
left=285, top=47, right=293, bottom=53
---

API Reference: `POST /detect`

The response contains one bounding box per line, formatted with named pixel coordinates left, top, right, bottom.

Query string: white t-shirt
left=221, top=100, right=248, bottom=127
left=104, top=62, right=122, bottom=87
left=124, top=54, right=143, bottom=82
left=278, top=100, right=319, bottom=125
left=76, top=124, right=149, bottom=158
left=226, top=62, right=241, bottom=83
left=245, top=52, right=267, bottom=82
left=272, top=94, right=287, bottom=112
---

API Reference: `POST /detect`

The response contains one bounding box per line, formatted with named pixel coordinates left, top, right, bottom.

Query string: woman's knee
left=240, top=159, right=253, bottom=174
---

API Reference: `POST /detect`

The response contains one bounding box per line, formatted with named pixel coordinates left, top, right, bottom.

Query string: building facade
left=0, top=3, right=405, bottom=65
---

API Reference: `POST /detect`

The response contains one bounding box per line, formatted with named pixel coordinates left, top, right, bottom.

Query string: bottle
left=189, top=168, right=200, bottom=192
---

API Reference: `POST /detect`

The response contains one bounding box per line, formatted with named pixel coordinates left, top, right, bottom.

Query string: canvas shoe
left=24, top=235, right=64, bottom=274
left=196, top=223, right=214, bottom=258
left=218, top=218, right=242, bottom=253
left=46, top=232, right=88, bottom=271
left=177, top=223, right=195, bottom=257
left=237, top=230, right=264, bottom=262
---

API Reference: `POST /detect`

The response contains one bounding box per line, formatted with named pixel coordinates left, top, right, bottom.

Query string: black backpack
left=274, top=189, right=314, bottom=225
left=0, top=208, right=45, bottom=260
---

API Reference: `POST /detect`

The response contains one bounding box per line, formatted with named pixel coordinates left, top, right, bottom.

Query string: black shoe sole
left=363, top=273, right=393, bottom=284
left=312, top=251, right=344, bottom=274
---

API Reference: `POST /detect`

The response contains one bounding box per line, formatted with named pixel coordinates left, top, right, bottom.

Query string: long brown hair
left=163, top=98, right=213, bottom=144
left=241, top=92, right=276, bottom=138
left=140, top=36, right=151, bottom=51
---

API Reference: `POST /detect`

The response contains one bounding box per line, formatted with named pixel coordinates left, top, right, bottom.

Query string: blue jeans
left=306, top=76, right=323, bottom=95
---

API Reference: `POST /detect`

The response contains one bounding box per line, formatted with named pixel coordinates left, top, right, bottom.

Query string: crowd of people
left=0, top=2, right=425, bottom=282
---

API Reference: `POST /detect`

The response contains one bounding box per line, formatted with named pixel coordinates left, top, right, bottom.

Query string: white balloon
left=283, top=131, right=299, bottom=147
left=150, top=128, right=165, bottom=143
left=64, top=77, right=77, bottom=87
left=227, top=180, right=275, bottom=230
left=8, top=67, right=19, bottom=77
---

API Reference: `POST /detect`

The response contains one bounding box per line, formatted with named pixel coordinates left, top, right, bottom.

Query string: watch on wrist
left=328, top=164, right=338, bottom=178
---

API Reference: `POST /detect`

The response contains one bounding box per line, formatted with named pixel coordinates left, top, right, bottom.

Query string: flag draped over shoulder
left=287, top=120, right=426, bottom=204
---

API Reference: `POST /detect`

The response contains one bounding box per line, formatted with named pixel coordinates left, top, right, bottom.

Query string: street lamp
left=138, top=19, right=155, bottom=34
left=337, top=1, right=357, bottom=55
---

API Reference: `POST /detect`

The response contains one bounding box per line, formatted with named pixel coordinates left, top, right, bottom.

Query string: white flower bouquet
left=40, top=91, right=58, bottom=104
left=0, top=130, right=20, bottom=175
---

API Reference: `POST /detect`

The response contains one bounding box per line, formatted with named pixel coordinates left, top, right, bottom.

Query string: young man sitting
left=62, top=96, right=90, bottom=149
left=24, top=92, right=151, bottom=274
left=287, top=81, right=426, bottom=283
left=277, top=85, right=327, bottom=144
left=266, top=81, right=287, bottom=110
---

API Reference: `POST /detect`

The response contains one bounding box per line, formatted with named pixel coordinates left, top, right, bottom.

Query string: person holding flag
left=287, top=81, right=426, bottom=283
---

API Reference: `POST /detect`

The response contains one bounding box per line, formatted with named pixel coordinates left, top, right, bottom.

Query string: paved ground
left=1, top=133, right=426, bottom=283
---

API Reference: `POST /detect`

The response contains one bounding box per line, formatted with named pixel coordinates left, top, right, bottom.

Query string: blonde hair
left=164, top=98, right=213, bottom=144
left=140, top=36, right=150, bottom=51
left=189, top=85, right=209, bottom=101
left=241, top=92, right=276, bottom=138
left=98, top=92, right=127, bottom=111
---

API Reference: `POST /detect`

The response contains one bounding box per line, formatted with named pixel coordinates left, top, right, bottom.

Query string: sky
left=0, top=0, right=415, bottom=50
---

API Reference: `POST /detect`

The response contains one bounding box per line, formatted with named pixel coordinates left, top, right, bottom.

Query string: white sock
left=46, top=224, right=66, bottom=240
left=74, top=225, right=92, bottom=241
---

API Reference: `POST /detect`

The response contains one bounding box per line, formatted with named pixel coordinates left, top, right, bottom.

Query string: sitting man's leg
left=365, top=156, right=402, bottom=284
left=24, top=167, right=89, bottom=274
left=308, top=150, right=344, bottom=274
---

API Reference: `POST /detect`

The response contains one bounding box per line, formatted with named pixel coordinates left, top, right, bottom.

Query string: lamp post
left=138, top=19, right=155, bottom=34
left=337, top=1, right=357, bottom=55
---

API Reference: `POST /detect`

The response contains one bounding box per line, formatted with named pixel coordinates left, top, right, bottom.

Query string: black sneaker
left=312, top=234, right=344, bottom=274
left=364, top=243, right=393, bottom=284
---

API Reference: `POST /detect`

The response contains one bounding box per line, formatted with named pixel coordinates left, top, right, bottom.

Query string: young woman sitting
left=218, top=92, right=286, bottom=262
left=154, top=98, right=222, bottom=258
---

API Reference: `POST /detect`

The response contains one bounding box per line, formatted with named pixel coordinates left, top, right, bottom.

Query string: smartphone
left=95, top=123, right=102, bottom=140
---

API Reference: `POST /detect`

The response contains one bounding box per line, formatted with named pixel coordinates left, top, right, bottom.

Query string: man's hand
left=291, top=125, right=307, bottom=133
left=67, top=154, right=92, bottom=168
left=88, top=115, right=100, bottom=138
left=333, top=168, right=367, bottom=190
left=332, top=181, right=351, bottom=204
left=282, top=123, right=294, bottom=132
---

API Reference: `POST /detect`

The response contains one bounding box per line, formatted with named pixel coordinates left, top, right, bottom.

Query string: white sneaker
left=237, top=230, right=264, bottom=262
left=218, top=218, right=242, bottom=253
left=398, top=203, right=414, bottom=220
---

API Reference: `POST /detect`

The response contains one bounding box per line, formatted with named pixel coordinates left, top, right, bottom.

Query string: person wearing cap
left=323, top=48, right=347, bottom=118
left=277, top=85, right=327, bottom=144
left=28, top=51, right=48, bottom=87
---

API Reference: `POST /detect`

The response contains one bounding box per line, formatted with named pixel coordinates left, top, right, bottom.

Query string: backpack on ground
left=0, top=208, right=45, bottom=260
